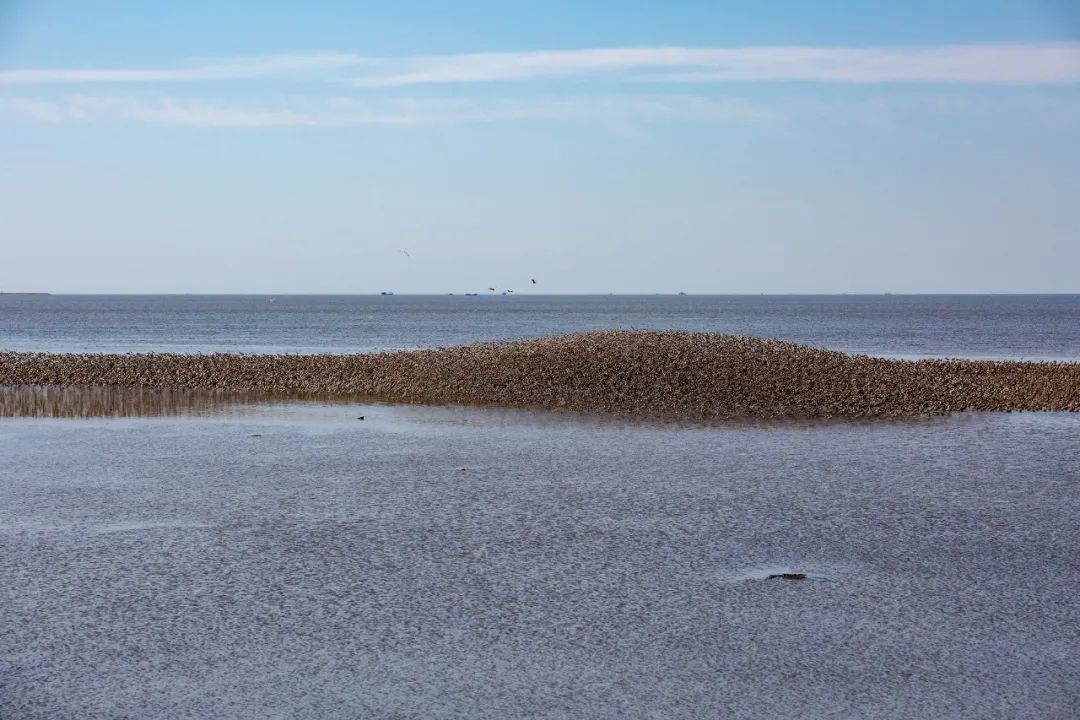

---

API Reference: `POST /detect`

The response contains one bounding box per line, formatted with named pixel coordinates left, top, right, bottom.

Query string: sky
left=1, top=0, right=1079, bottom=294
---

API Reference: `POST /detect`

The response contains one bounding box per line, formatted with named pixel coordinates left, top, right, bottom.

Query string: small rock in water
left=767, top=572, right=807, bottom=580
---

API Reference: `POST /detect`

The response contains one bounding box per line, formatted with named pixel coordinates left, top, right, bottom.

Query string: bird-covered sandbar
left=3, top=331, right=1078, bottom=419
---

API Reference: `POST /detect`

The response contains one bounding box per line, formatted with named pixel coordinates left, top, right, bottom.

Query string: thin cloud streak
left=354, top=44, right=1080, bottom=86
left=8, top=92, right=1077, bottom=130
left=0, top=53, right=364, bottom=85
left=1, top=94, right=770, bottom=127
left=2, top=44, right=1078, bottom=87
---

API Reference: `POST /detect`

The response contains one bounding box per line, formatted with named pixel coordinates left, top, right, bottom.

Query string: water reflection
left=0, top=384, right=313, bottom=418
left=1, top=384, right=968, bottom=427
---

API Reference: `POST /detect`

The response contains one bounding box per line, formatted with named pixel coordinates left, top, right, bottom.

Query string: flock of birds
left=8, top=331, right=1079, bottom=418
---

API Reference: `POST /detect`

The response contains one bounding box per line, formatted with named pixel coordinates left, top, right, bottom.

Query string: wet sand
left=2, top=405, right=1078, bottom=718
left=3, top=331, right=1079, bottom=418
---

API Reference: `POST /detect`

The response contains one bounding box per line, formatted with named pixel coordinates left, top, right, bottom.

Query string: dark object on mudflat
left=767, top=572, right=807, bottom=580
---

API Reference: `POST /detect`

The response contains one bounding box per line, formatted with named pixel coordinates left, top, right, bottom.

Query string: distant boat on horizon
left=380, top=291, right=394, bottom=296
left=0, top=291, right=50, bottom=296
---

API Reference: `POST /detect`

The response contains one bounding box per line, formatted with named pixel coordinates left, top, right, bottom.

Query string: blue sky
left=2, top=1, right=1079, bottom=293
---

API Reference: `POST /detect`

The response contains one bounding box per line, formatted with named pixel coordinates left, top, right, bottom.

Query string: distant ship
left=380, top=291, right=394, bottom=296
left=0, top=291, right=50, bottom=296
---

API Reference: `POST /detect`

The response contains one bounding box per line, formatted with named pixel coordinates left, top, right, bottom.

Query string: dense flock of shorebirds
left=2, top=331, right=1079, bottom=418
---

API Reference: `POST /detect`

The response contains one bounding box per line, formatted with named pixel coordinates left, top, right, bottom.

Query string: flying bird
left=401, top=250, right=410, bottom=257
left=531, top=278, right=536, bottom=284
left=488, top=287, right=496, bottom=292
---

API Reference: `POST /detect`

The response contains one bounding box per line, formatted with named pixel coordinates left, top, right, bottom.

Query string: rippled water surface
left=3, top=295, right=1079, bottom=718
left=2, top=294, right=1079, bottom=358
left=2, top=404, right=1078, bottom=719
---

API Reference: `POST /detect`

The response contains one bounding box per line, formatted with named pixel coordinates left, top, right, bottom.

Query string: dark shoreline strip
left=2, top=331, right=1079, bottom=419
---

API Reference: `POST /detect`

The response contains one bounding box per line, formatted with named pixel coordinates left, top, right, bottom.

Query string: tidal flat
left=2, top=403, right=1078, bottom=718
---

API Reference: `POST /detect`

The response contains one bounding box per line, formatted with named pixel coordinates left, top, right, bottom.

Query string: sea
left=2, top=293, right=1080, bottom=358
left=2, top=295, right=1078, bottom=719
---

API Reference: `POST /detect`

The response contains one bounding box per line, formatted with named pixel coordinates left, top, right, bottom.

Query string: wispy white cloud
left=5, top=96, right=319, bottom=126
left=2, top=44, right=1078, bottom=88
left=0, top=53, right=364, bottom=85
left=6, top=91, right=1080, bottom=130
left=0, top=94, right=770, bottom=127
left=353, top=43, right=1080, bottom=86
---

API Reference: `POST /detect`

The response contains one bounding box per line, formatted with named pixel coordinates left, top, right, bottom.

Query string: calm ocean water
left=2, top=294, right=1079, bottom=718
left=2, top=293, right=1080, bottom=358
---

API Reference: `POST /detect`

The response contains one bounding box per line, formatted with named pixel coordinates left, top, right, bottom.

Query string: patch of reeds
left=2, top=331, right=1078, bottom=419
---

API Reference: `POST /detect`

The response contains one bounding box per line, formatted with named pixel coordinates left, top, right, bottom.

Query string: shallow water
left=3, top=295, right=1078, bottom=717
left=3, top=294, right=1079, bottom=359
left=2, top=404, right=1078, bottom=719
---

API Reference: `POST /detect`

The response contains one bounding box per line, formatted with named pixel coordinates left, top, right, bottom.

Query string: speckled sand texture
left=2, top=331, right=1079, bottom=418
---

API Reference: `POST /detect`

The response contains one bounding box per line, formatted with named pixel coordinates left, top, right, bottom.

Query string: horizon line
left=7, top=292, right=1080, bottom=297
